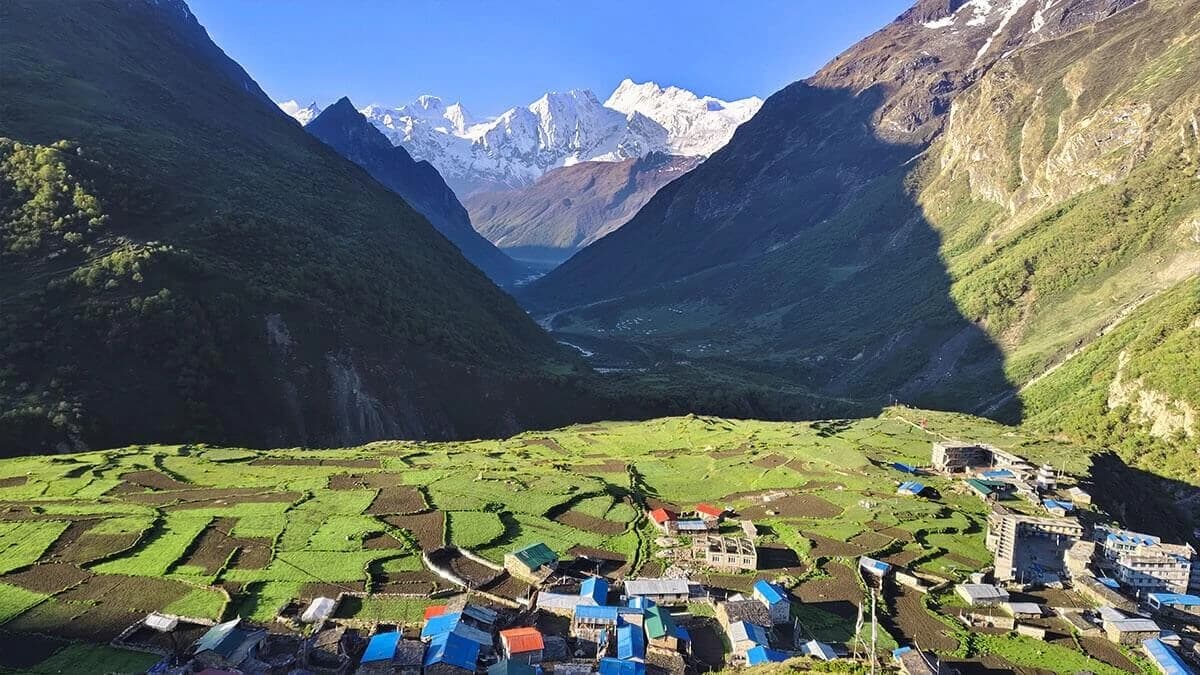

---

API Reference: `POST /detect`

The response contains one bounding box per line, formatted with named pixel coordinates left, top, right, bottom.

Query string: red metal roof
left=649, top=508, right=675, bottom=524
left=500, top=626, right=544, bottom=653
left=424, top=604, right=448, bottom=620
left=695, top=503, right=722, bottom=518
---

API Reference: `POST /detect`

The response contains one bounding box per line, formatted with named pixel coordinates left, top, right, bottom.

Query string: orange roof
left=695, top=503, right=723, bottom=518
left=649, top=508, right=675, bottom=524
left=423, top=605, right=448, bottom=620
left=500, top=626, right=544, bottom=653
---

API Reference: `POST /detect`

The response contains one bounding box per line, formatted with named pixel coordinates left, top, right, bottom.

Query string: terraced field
left=0, top=409, right=1135, bottom=673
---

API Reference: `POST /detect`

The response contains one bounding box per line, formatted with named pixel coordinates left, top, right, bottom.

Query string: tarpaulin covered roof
left=362, top=631, right=401, bottom=663
left=752, top=580, right=787, bottom=605
left=301, top=596, right=336, bottom=623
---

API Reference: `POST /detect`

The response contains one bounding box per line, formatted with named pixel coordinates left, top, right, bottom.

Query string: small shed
left=598, top=657, right=646, bottom=675
left=649, top=508, right=677, bottom=534
left=581, top=576, right=609, bottom=605
left=144, top=612, right=179, bottom=632
left=192, top=617, right=267, bottom=670
left=1042, top=499, right=1075, bottom=517
left=1104, top=617, right=1160, bottom=646
left=859, top=556, right=892, bottom=577
left=498, top=627, right=544, bottom=665
left=801, top=639, right=836, bottom=661
left=956, top=584, right=1010, bottom=606
left=751, top=580, right=790, bottom=624
left=897, top=481, right=926, bottom=497
left=571, top=604, right=619, bottom=648
left=301, top=596, right=337, bottom=624
left=694, top=503, right=723, bottom=522
left=1067, top=486, right=1092, bottom=504
left=726, top=620, right=769, bottom=656
left=1003, top=602, right=1043, bottom=619
left=504, top=542, right=558, bottom=585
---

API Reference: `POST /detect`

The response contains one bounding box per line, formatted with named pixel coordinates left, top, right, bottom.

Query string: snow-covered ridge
left=277, top=80, right=761, bottom=196
left=278, top=100, right=321, bottom=125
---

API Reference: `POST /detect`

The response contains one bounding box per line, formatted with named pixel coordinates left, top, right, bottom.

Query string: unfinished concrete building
left=986, top=506, right=1082, bottom=583
left=692, top=534, right=756, bottom=572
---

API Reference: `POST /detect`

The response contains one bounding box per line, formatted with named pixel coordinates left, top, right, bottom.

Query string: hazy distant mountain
left=465, top=153, right=702, bottom=265
left=277, top=82, right=760, bottom=197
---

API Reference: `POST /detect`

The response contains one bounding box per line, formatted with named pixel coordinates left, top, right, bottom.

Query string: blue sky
left=189, top=1, right=913, bottom=116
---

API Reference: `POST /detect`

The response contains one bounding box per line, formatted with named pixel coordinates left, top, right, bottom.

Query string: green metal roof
left=511, top=542, right=557, bottom=569
left=644, top=604, right=677, bottom=640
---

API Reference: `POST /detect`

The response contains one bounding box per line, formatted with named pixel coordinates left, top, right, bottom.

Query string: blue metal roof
left=981, top=469, right=1013, bottom=479
left=425, top=631, right=480, bottom=671
left=1141, top=638, right=1191, bottom=675
left=860, top=556, right=892, bottom=575
left=1098, top=577, right=1121, bottom=589
left=1042, top=499, right=1075, bottom=512
left=753, top=579, right=786, bottom=605
left=581, top=577, right=609, bottom=605
left=626, top=596, right=654, bottom=610
left=729, top=621, right=769, bottom=646
left=1150, top=593, right=1200, bottom=607
left=891, top=462, right=918, bottom=474
left=616, top=624, right=645, bottom=660
left=1106, top=530, right=1160, bottom=547
left=422, top=612, right=461, bottom=639
left=898, top=481, right=925, bottom=495
left=674, top=626, right=690, bottom=642
left=599, top=657, right=646, bottom=675
left=362, top=631, right=401, bottom=663
left=746, top=646, right=790, bottom=665
left=574, top=604, right=619, bottom=622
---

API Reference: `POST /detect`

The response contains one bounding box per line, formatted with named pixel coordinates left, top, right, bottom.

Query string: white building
left=1095, top=526, right=1195, bottom=596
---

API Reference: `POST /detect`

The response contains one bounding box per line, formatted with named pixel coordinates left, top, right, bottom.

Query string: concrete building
left=1095, top=526, right=1195, bottom=596
left=692, top=534, right=756, bottom=571
left=931, top=442, right=991, bottom=473
left=985, top=506, right=1082, bottom=583
left=1147, top=593, right=1200, bottom=623
left=1103, top=614, right=1160, bottom=646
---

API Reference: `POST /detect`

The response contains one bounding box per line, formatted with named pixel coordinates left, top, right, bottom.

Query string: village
left=111, top=439, right=1200, bottom=675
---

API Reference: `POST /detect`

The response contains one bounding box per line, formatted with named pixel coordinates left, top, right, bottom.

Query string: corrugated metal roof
left=500, top=627, right=544, bottom=654
left=462, top=604, right=498, bottom=625
left=897, top=481, right=925, bottom=495
left=599, top=657, right=646, bottom=675
left=1150, top=593, right=1200, bottom=608
left=616, top=624, right=645, bottom=660
left=424, top=604, right=448, bottom=620
left=727, top=621, right=768, bottom=646
left=511, top=542, right=557, bottom=569
left=676, top=520, right=708, bottom=531
left=746, top=645, right=790, bottom=665
left=574, top=604, right=619, bottom=622
left=649, top=508, right=675, bottom=524
left=1108, top=618, right=1159, bottom=633
left=752, top=580, right=786, bottom=605
left=644, top=604, right=677, bottom=640
left=425, top=631, right=480, bottom=671
left=695, top=504, right=722, bottom=518
left=145, top=613, right=178, bottom=632
left=362, top=631, right=401, bottom=663
left=581, top=577, right=609, bottom=605
left=422, top=612, right=493, bottom=646
left=958, top=584, right=1009, bottom=603
left=627, top=596, right=654, bottom=610
left=802, top=640, right=836, bottom=661
left=892, top=462, right=918, bottom=474
left=194, top=618, right=240, bottom=654
left=1142, top=638, right=1191, bottom=675
left=625, top=578, right=689, bottom=596
left=538, top=592, right=583, bottom=611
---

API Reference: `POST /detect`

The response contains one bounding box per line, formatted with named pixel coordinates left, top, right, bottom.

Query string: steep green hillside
left=0, top=0, right=591, bottom=453
left=522, top=0, right=1199, bottom=473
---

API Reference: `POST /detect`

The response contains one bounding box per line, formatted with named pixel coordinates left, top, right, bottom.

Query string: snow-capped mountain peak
left=344, top=79, right=762, bottom=196
left=278, top=99, right=322, bottom=125
left=603, top=79, right=762, bottom=156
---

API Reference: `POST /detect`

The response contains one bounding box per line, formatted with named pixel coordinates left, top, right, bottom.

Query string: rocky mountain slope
left=303, top=82, right=761, bottom=197
left=0, top=0, right=605, bottom=453
left=522, top=0, right=1198, bottom=476
left=304, top=98, right=528, bottom=287
left=464, top=153, right=702, bottom=264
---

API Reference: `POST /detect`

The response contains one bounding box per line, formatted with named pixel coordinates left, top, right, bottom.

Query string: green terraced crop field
left=0, top=409, right=1146, bottom=673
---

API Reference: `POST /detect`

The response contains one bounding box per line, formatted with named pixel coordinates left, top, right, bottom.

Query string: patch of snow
left=975, top=0, right=1032, bottom=63
left=278, top=99, right=322, bottom=125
